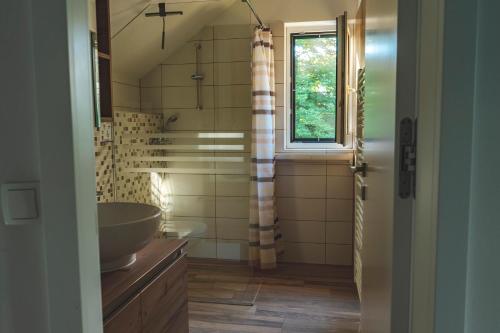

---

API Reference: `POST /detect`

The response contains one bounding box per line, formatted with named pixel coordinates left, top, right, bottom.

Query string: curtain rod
left=241, top=0, right=266, bottom=29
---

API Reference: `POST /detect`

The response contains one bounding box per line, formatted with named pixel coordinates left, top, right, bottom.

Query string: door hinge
left=399, top=117, right=417, bottom=199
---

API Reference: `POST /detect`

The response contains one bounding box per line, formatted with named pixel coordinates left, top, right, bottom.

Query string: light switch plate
left=1, top=182, right=41, bottom=226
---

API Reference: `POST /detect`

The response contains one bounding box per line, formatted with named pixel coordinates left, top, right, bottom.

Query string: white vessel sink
left=98, top=203, right=161, bottom=273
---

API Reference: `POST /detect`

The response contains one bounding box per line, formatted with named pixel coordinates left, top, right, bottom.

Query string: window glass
left=292, top=33, right=337, bottom=142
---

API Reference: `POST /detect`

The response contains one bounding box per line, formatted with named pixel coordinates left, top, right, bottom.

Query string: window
left=291, top=33, right=337, bottom=142
left=284, top=15, right=350, bottom=150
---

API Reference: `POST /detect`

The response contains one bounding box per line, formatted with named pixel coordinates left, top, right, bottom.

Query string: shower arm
left=241, top=0, right=266, bottom=29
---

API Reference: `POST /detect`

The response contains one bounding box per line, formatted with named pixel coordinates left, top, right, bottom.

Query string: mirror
left=90, top=31, right=101, bottom=128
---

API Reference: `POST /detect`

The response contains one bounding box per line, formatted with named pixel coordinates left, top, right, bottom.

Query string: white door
left=1, top=0, right=103, bottom=332
left=360, top=0, right=418, bottom=331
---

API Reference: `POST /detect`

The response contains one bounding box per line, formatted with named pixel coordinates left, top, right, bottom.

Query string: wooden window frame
left=283, top=16, right=351, bottom=152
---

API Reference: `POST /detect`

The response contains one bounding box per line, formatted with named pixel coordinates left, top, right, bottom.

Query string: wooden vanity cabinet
left=102, top=240, right=189, bottom=333
left=104, top=295, right=142, bottom=333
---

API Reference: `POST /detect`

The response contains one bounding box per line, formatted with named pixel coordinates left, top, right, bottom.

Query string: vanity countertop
left=101, top=239, right=188, bottom=319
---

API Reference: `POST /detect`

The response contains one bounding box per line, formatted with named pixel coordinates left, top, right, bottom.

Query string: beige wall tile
left=141, top=87, right=162, bottom=109
left=326, top=199, right=353, bottom=221
left=326, top=222, right=353, bottom=244
left=275, top=60, right=285, bottom=84
left=275, top=106, right=285, bottom=130
left=190, top=26, right=214, bottom=41
left=172, top=195, right=215, bottom=218
left=214, top=39, right=252, bottom=62
left=141, top=66, right=162, bottom=87
left=214, top=62, right=251, bottom=85
left=326, top=244, right=353, bottom=266
left=275, top=83, right=285, bottom=107
left=220, top=134, right=251, bottom=153
left=274, top=36, right=285, bottom=61
left=270, top=22, right=285, bottom=37
left=196, top=220, right=217, bottom=239
left=164, top=217, right=216, bottom=239
left=276, top=162, right=327, bottom=176
left=327, top=164, right=353, bottom=176
left=215, top=108, right=252, bottom=131
left=217, top=240, right=249, bottom=260
left=215, top=152, right=250, bottom=172
left=162, top=136, right=215, bottom=147
left=165, top=152, right=215, bottom=170
left=277, top=198, right=326, bottom=221
left=275, top=129, right=286, bottom=153
left=163, top=63, right=214, bottom=86
left=163, top=40, right=214, bottom=65
left=141, top=109, right=163, bottom=114
left=113, top=82, right=140, bottom=109
left=325, top=152, right=353, bottom=162
left=327, top=176, right=354, bottom=199
left=276, top=175, right=326, bottom=198
left=216, top=175, right=249, bottom=197
left=214, top=24, right=253, bottom=39
left=163, top=86, right=214, bottom=109
left=169, top=174, right=215, bottom=196
left=280, top=242, right=326, bottom=264
left=216, top=196, right=249, bottom=219
left=163, top=109, right=215, bottom=131
left=216, top=218, right=248, bottom=240
left=280, top=220, right=325, bottom=244
left=112, top=72, right=139, bottom=86
left=187, top=238, right=217, bottom=258
left=215, top=85, right=252, bottom=108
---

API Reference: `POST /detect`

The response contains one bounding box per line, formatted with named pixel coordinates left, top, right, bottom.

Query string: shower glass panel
left=120, top=2, right=255, bottom=262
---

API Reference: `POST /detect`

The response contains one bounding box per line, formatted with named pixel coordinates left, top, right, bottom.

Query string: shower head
left=167, top=114, right=178, bottom=124
left=165, top=114, right=179, bottom=129
left=162, top=114, right=179, bottom=134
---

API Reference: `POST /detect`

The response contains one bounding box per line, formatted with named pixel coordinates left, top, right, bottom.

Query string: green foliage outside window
left=293, top=34, right=337, bottom=140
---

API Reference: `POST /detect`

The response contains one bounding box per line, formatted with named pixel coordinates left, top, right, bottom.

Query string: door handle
left=350, top=163, right=367, bottom=177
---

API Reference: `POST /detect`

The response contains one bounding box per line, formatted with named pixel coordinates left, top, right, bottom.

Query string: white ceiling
left=110, top=0, right=237, bottom=80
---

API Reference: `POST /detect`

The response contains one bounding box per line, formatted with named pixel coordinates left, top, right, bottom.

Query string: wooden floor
left=187, top=259, right=360, bottom=333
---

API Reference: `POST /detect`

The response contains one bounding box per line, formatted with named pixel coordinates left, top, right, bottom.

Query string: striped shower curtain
left=249, top=27, right=283, bottom=270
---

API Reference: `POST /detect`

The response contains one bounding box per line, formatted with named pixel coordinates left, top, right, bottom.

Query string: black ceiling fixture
left=145, top=3, right=183, bottom=50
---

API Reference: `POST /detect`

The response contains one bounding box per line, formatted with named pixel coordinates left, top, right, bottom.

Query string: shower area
left=119, top=2, right=260, bottom=261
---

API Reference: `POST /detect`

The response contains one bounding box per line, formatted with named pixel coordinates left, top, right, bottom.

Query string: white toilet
left=161, top=220, right=207, bottom=239
left=161, top=220, right=207, bottom=254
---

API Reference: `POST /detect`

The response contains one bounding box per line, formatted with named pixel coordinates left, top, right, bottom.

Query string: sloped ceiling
left=110, top=0, right=237, bottom=80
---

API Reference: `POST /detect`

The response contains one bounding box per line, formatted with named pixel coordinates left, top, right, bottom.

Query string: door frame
left=410, top=0, right=445, bottom=331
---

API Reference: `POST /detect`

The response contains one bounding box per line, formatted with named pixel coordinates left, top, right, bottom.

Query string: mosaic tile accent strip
left=113, top=110, right=165, bottom=205
left=94, top=122, right=114, bottom=203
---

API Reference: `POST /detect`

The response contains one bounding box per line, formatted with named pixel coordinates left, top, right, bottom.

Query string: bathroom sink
left=98, top=202, right=161, bottom=273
